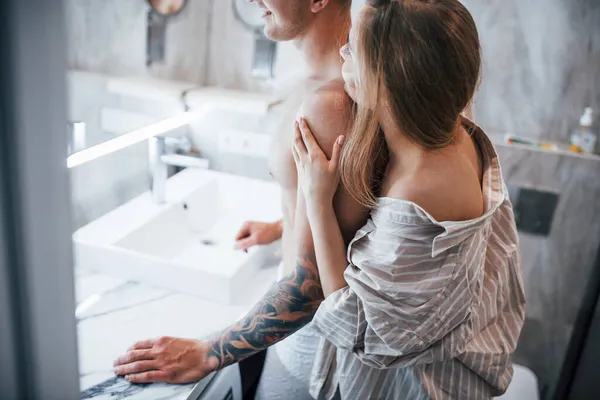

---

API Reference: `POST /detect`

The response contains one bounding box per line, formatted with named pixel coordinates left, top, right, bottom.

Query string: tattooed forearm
left=206, top=254, right=323, bottom=369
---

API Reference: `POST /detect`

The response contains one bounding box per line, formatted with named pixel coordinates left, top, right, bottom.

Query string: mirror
left=147, top=0, right=188, bottom=17
left=232, top=0, right=277, bottom=79
left=232, top=0, right=265, bottom=32
left=65, top=0, right=193, bottom=158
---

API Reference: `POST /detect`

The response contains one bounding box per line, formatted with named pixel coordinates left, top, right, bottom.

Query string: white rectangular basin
left=73, top=169, right=282, bottom=304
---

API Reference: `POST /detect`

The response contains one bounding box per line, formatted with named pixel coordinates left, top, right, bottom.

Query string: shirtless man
left=114, top=0, right=368, bottom=396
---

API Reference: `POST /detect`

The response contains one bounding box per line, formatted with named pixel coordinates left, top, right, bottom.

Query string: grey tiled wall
left=66, top=0, right=211, bottom=84
left=65, top=0, right=302, bottom=90
left=462, top=0, right=600, bottom=141
left=495, top=145, right=600, bottom=398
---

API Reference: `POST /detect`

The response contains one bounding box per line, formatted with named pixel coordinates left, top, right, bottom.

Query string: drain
left=200, top=238, right=217, bottom=246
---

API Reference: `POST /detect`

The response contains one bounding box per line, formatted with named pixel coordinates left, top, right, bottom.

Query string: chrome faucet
left=149, top=135, right=209, bottom=204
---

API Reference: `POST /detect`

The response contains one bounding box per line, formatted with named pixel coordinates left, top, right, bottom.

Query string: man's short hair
left=338, top=0, right=352, bottom=10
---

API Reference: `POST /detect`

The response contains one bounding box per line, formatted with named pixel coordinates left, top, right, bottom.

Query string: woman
left=291, top=0, right=525, bottom=399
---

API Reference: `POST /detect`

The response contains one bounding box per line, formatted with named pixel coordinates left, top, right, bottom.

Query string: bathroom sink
left=73, top=169, right=282, bottom=304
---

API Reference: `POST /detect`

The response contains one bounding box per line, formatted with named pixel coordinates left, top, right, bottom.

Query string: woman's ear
left=310, top=0, right=330, bottom=13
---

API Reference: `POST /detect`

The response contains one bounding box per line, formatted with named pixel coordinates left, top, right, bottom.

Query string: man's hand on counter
left=234, top=219, right=283, bottom=252
left=113, top=336, right=217, bottom=384
left=114, top=250, right=324, bottom=384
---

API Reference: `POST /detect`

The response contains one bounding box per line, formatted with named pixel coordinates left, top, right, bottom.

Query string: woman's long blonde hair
left=339, top=0, right=482, bottom=207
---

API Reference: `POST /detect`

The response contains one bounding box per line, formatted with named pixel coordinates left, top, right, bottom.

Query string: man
left=114, top=0, right=367, bottom=395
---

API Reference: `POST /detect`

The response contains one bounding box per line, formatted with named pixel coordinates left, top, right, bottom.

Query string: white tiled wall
left=188, top=108, right=276, bottom=180
left=100, top=108, right=156, bottom=135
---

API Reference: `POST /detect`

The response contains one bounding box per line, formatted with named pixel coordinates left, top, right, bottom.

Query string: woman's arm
left=305, top=197, right=348, bottom=296
left=292, top=118, right=355, bottom=297
left=292, top=118, right=358, bottom=297
left=287, top=86, right=369, bottom=299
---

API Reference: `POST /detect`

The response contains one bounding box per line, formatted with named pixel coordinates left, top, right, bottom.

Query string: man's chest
left=266, top=79, right=323, bottom=191
left=268, top=127, right=297, bottom=191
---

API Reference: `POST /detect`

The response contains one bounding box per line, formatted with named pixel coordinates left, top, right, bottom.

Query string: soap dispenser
left=571, top=107, right=597, bottom=154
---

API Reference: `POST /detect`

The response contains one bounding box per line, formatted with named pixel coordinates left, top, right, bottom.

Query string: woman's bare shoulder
left=386, top=163, right=484, bottom=223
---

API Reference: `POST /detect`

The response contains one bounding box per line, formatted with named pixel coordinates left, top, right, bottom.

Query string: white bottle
left=576, top=107, right=597, bottom=154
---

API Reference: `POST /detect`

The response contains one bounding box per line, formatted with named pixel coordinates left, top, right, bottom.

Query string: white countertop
left=76, top=261, right=279, bottom=399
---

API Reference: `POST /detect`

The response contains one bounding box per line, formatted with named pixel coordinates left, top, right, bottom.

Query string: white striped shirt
left=309, top=121, right=526, bottom=400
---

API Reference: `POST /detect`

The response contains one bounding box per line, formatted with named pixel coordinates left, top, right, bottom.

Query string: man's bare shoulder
left=301, top=80, right=352, bottom=121
left=296, top=80, right=353, bottom=156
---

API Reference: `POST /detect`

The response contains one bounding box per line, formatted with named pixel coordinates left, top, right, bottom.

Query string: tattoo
left=207, top=254, right=323, bottom=369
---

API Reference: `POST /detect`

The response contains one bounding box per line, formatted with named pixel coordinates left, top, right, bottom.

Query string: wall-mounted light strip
left=66, top=111, right=199, bottom=168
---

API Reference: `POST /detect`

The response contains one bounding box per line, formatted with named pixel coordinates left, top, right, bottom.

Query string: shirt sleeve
left=311, top=220, right=481, bottom=369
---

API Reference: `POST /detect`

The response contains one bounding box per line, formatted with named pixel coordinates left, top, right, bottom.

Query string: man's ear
left=310, top=0, right=330, bottom=13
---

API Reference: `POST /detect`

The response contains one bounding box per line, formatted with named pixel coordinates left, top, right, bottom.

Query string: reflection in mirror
left=146, top=0, right=188, bottom=66
left=232, top=0, right=277, bottom=79
left=65, top=0, right=192, bottom=158
left=148, top=0, right=187, bottom=17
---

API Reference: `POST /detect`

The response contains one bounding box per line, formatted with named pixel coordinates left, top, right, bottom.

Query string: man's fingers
left=114, top=349, right=155, bottom=366
left=330, top=135, right=345, bottom=170
left=127, top=339, right=156, bottom=352
left=125, top=370, right=169, bottom=384
left=234, top=236, right=257, bottom=251
left=115, top=360, right=159, bottom=376
left=235, top=221, right=251, bottom=241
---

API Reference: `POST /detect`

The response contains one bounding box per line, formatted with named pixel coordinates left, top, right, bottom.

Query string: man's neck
left=294, top=6, right=350, bottom=82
